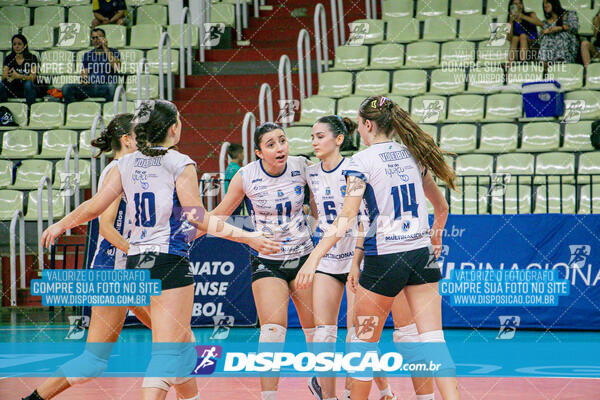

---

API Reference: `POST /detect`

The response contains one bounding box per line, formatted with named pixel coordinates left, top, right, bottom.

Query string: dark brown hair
left=91, top=113, right=134, bottom=157
left=133, top=100, right=178, bottom=157
left=316, top=115, right=357, bottom=152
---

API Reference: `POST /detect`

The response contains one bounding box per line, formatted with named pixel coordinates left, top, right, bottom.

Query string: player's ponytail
left=316, top=115, right=357, bottom=152
left=91, top=113, right=134, bottom=157
left=358, top=95, right=456, bottom=190
left=133, top=100, right=179, bottom=157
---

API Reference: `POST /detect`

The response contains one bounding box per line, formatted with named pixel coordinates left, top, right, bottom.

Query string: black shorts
left=359, top=247, right=442, bottom=298
left=126, top=253, right=194, bottom=291
left=251, top=254, right=309, bottom=283
left=316, top=270, right=348, bottom=285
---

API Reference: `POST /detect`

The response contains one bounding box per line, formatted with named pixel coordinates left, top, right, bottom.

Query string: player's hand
left=347, top=263, right=360, bottom=293
left=295, top=255, right=318, bottom=290
left=431, top=231, right=442, bottom=259
left=247, top=235, right=280, bottom=255
left=41, top=223, right=65, bottom=249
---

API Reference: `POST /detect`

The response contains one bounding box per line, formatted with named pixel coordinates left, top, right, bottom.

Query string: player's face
left=311, top=122, right=342, bottom=160
left=120, top=130, right=137, bottom=153
left=357, top=115, right=372, bottom=147
left=256, top=129, right=288, bottom=167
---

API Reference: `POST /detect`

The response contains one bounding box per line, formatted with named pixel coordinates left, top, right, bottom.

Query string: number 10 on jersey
left=134, top=192, right=156, bottom=227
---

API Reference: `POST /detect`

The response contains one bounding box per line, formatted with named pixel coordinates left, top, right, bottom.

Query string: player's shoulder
left=306, top=160, right=321, bottom=174
left=288, top=155, right=310, bottom=168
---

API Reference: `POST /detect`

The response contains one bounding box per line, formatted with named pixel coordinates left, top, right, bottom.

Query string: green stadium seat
left=578, top=152, right=600, bottom=183
left=467, top=66, right=504, bottom=93
left=451, top=0, right=483, bottom=16
left=336, top=96, right=363, bottom=121
left=485, top=93, right=522, bottom=121
left=455, top=154, right=493, bottom=185
left=129, top=24, right=162, bottom=50
left=119, top=48, right=144, bottom=74
left=147, top=48, right=179, bottom=74
left=404, top=41, right=440, bottom=68
left=546, top=63, right=583, bottom=91
left=416, top=0, right=447, bottom=18
left=430, top=69, right=466, bottom=94
left=125, top=74, right=159, bottom=100
left=0, top=102, right=27, bottom=128
left=578, top=184, right=600, bottom=214
left=0, top=190, right=23, bottom=220
left=440, top=41, right=476, bottom=65
left=0, top=0, right=25, bottom=5
left=61, top=0, right=90, bottom=5
left=297, top=96, right=335, bottom=125
left=285, top=126, right=312, bottom=156
left=382, top=0, right=413, bottom=19
left=579, top=8, right=599, bottom=36
left=523, top=0, right=544, bottom=19
left=34, top=5, right=64, bottom=27
left=520, top=122, right=560, bottom=152
left=450, top=185, right=489, bottom=214
left=392, top=70, right=427, bottom=96
left=28, top=0, right=58, bottom=5
left=355, top=70, right=390, bottom=96
left=585, top=63, right=600, bottom=89
left=447, top=94, right=484, bottom=121
left=410, top=94, right=447, bottom=122
left=0, top=161, right=12, bottom=188
left=102, top=101, right=136, bottom=125
left=534, top=184, right=576, bottom=213
left=477, top=40, right=509, bottom=65
left=40, top=49, right=74, bottom=75
left=534, top=152, right=575, bottom=184
left=36, top=129, right=78, bottom=158
left=167, top=24, right=200, bottom=48
left=56, top=23, right=90, bottom=50
left=423, top=16, right=457, bottom=41
left=67, top=5, right=92, bottom=25
left=368, top=44, right=404, bottom=69
left=458, top=15, right=491, bottom=41
left=507, top=63, right=544, bottom=87
left=331, top=45, right=368, bottom=71
left=491, top=184, right=532, bottom=214
left=127, top=0, right=154, bottom=5
left=0, top=25, right=18, bottom=51
left=478, top=123, right=518, bottom=153
left=419, top=124, right=438, bottom=141
left=317, top=72, right=352, bottom=98
left=561, top=121, right=594, bottom=151
left=28, top=102, right=65, bottom=129
left=10, top=159, right=53, bottom=189
left=97, top=24, right=126, bottom=48
left=496, top=153, right=535, bottom=181
left=564, top=90, right=600, bottom=119
left=1, top=129, right=38, bottom=158
left=24, top=190, right=65, bottom=221
left=22, top=25, right=53, bottom=50
left=78, top=130, right=93, bottom=157
left=136, top=4, right=167, bottom=25
left=211, top=3, right=235, bottom=27
left=388, top=95, right=410, bottom=112
left=53, top=159, right=91, bottom=188
left=487, top=0, right=509, bottom=16
left=64, top=101, right=101, bottom=129
left=385, top=17, right=420, bottom=43
left=349, top=19, right=384, bottom=45
left=565, top=0, right=591, bottom=10
left=439, top=124, right=477, bottom=153
left=0, top=6, right=29, bottom=28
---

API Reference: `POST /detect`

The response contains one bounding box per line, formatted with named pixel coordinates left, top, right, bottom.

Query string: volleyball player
left=207, top=122, right=316, bottom=400
left=41, top=100, right=280, bottom=400
left=296, top=96, right=460, bottom=400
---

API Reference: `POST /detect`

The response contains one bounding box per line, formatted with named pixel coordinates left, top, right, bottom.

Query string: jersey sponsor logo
left=294, top=185, right=303, bottom=195
left=340, top=185, right=346, bottom=196
left=325, top=187, right=331, bottom=196
left=291, top=170, right=301, bottom=177
left=256, top=200, right=269, bottom=207
left=134, top=157, right=162, bottom=168
left=309, top=173, right=319, bottom=177
left=402, top=219, right=411, bottom=232
left=253, top=185, right=268, bottom=191
left=378, top=150, right=411, bottom=162
left=251, top=178, right=263, bottom=183
left=277, top=190, right=285, bottom=197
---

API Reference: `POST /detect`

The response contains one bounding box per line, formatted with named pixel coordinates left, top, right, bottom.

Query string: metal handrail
left=9, top=210, right=25, bottom=306
left=113, top=84, right=127, bottom=116
left=277, top=54, right=293, bottom=128
left=219, top=142, right=230, bottom=198
left=314, top=3, right=329, bottom=80
left=254, top=0, right=259, bottom=17
left=37, top=176, right=53, bottom=272
left=243, top=0, right=248, bottom=28
left=297, top=29, right=312, bottom=101
left=64, top=144, right=80, bottom=235
left=90, top=114, right=105, bottom=196
left=235, top=0, right=242, bottom=42
left=199, top=0, right=211, bottom=61
left=179, top=7, right=193, bottom=89
left=242, top=112, right=256, bottom=164
left=200, top=172, right=214, bottom=211
left=258, top=82, right=273, bottom=124
left=365, top=0, right=377, bottom=18
left=136, top=58, right=150, bottom=104
left=158, top=31, right=173, bottom=101
left=330, top=0, right=345, bottom=48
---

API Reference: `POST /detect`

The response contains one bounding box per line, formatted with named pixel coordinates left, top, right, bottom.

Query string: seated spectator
left=92, top=0, right=127, bottom=28
left=0, top=34, right=40, bottom=106
left=580, top=10, right=600, bottom=67
left=507, top=0, right=541, bottom=66
left=62, top=28, right=120, bottom=104
left=538, top=0, right=579, bottom=64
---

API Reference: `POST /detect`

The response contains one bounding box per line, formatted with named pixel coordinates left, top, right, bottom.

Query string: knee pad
left=345, top=326, right=356, bottom=343
left=61, top=344, right=112, bottom=385
left=314, top=325, right=337, bottom=343
left=145, top=342, right=198, bottom=380
left=142, top=377, right=171, bottom=392
left=393, top=323, right=419, bottom=343
left=302, top=327, right=316, bottom=342
left=259, top=324, right=286, bottom=343
left=179, top=394, right=201, bottom=400
left=419, top=330, right=455, bottom=375
left=348, top=334, right=378, bottom=382
left=393, top=323, right=423, bottom=366
left=419, top=330, right=444, bottom=343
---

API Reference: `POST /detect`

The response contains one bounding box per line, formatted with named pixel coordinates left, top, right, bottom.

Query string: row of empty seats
left=0, top=158, right=91, bottom=190
left=0, top=0, right=168, bottom=6
left=0, top=188, right=68, bottom=220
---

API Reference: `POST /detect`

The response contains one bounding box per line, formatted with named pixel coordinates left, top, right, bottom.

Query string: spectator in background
left=0, top=34, right=40, bottom=106
left=92, top=0, right=127, bottom=28
left=62, top=28, right=120, bottom=104
left=507, top=0, right=541, bottom=66
left=580, top=10, right=600, bottom=67
left=538, top=0, right=580, bottom=64
left=224, top=143, right=244, bottom=193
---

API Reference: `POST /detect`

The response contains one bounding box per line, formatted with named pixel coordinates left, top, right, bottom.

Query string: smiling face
left=311, top=122, right=343, bottom=160
left=255, top=128, right=289, bottom=168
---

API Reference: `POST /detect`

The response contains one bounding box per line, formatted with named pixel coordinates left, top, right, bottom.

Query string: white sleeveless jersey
left=90, top=160, right=130, bottom=269
left=239, top=156, right=313, bottom=260
left=118, top=149, right=196, bottom=257
left=307, top=158, right=364, bottom=274
left=342, top=141, right=431, bottom=256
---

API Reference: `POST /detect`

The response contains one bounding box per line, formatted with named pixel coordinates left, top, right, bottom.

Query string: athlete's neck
left=371, top=134, right=391, bottom=145
left=321, top=152, right=343, bottom=171
left=155, top=136, right=177, bottom=149
left=113, top=150, right=125, bottom=160
left=261, top=160, right=286, bottom=176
